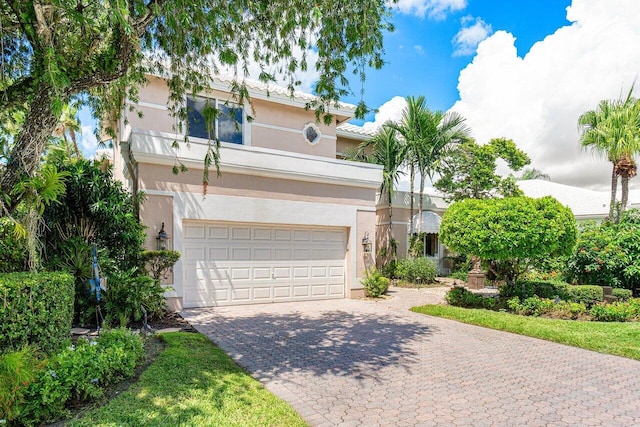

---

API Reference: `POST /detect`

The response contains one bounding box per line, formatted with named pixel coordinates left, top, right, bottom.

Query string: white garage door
left=182, top=221, right=347, bottom=307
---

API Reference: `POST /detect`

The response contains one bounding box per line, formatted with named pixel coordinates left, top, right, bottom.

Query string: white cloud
left=414, top=45, right=425, bottom=55
left=450, top=0, right=640, bottom=190
left=78, top=125, right=98, bottom=158
left=362, top=96, right=408, bottom=133
left=452, top=16, right=493, bottom=56
left=393, top=0, right=466, bottom=20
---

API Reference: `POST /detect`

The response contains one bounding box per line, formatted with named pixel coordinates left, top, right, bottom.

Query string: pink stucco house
left=111, top=75, right=382, bottom=309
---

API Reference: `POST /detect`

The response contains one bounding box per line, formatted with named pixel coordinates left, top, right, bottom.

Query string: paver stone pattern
left=182, top=287, right=640, bottom=426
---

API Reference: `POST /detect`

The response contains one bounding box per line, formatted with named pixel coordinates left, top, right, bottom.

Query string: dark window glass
left=186, top=96, right=243, bottom=144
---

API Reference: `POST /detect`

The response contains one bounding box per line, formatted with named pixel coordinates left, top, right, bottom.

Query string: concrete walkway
left=182, top=287, right=640, bottom=426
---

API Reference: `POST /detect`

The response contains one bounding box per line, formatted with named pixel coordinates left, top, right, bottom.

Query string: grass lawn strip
left=412, top=305, right=640, bottom=361
left=68, top=332, right=307, bottom=426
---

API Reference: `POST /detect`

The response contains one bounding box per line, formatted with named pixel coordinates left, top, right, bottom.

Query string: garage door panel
left=184, top=246, right=206, bottom=261
left=253, top=248, right=271, bottom=260
left=293, top=285, right=310, bottom=297
left=231, top=227, right=251, bottom=240
left=330, top=284, right=344, bottom=295
left=231, top=288, right=251, bottom=301
left=312, top=285, right=329, bottom=296
left=231, top=247, right=251, bottom=260
left=273, top=248, right=291, bottom=260
left=208, top=226, right=229, bottom=239
left=293, top=230, right=310, bottom=241
left=293, top=267, right=310, bottom=278
left=253, top=287, right=272, bottom=300
left=209, top=247, right=228, bottom=260
left=230, top=267, right=250, bottom=280
left=183, top=221, right=345, bottom=307
left=330, top=266, right=345, bottom=277
left=184, top=224, right=206, bottom=239
left=253, top=228, right=271, bottom=240
left=273, top=286, right=291, bottom=299
left=292, top=248, right=310, bottom=260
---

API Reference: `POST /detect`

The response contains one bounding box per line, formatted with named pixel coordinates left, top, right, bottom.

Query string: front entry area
left=182, top=221, right=347, bottom=307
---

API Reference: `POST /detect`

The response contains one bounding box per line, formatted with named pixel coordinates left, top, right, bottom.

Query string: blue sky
left=346, top=0, right=572, bottom=116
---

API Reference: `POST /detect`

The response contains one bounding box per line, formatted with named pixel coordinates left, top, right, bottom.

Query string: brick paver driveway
left=182, top=287, right=640, bottom=426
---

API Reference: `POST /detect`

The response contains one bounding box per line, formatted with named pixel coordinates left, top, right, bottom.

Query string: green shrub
left=105, top=268, right=168, bottom=327
left=379, top=259, right=397, bottom=279
left=0, top=272, right=74, bottom=354
left=567, top=285, right=603, bottom=308
left=500, top=279, right=570, bottom=300
left=361, top=268, right=390, bottom=298
left=449, top=271, right=468, bottom=282
left=446, top=286, right=495, bottom=309
left=507, top=296, right=586, bottom=319
left=613, top=288, right=633, bottom=301
left=589, top=302, right=637, bottom=322
left=141, top=250, right=181, bottom=280
left=42, top=159, right=146, bottom=273
left=0, top=217, right=28, bottom=273
left=396, top=257, right=437, bottom=284
left=0, top=346, right=42, bottom=422
left=13, top=328, right=143, bottom=425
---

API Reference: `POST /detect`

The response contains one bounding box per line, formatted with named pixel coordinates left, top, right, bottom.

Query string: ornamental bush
left=440, top=196, right=576, bottom=284
left=11, top=328, right=144, bottom=426
left=104, top=268, right=168, bottom=327
left=0, top=272, right=74, bottom=354
left=500, top=279, right=570, bottom=300
left=507, top=296, right=587, bottom=319
left=361, top=268, right=390, bottom=297
left=613, top=288, right=633, bottom=301
left=567, top=210, right=640, bottom=290
left=445, top=286, right=496, bottom=309
left=395, top=257, right=437, bottom=284
left=589, top=302, right=637, bottom=322
left=567, top=285, right=603, bottom=308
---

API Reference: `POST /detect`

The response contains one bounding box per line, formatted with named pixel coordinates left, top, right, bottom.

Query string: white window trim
left=302, top=122, right=322, bottom=146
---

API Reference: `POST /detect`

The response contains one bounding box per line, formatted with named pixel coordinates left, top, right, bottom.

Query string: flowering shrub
left=568, top=210, right=640, bottom=290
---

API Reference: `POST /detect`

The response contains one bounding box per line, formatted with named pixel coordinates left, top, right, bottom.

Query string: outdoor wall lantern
left=156, top=223, right=170, bottom=250
left=362, top=232, right=372, bottom=253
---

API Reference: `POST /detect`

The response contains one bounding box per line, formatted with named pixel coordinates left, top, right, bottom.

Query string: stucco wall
left=127, top=76, right=340, bottom=159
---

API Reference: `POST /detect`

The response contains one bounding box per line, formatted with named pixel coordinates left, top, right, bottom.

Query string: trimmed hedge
left=500, top=279, right=570, bottom=300
left=567, top=285, right=603, bottom=308
left=613, top=288, right=633, bottom=302
left=0, top=272, right=74, bottom=354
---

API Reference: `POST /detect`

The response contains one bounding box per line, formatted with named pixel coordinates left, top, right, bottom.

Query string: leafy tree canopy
left=435, top=137, right=530, bottom=202
left=440, top=196, right=577, bottom=283
left=0, top=0, right=394, bottom=206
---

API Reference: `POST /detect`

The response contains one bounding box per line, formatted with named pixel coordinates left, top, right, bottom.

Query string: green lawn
left=68, top=332, right=307, bottom=427
left=412, top=305, right=640, bottom=361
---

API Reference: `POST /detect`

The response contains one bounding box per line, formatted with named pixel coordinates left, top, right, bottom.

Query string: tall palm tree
left=358, top=125, right=406, bottom=258
left=391, top=97, right=469, bottom=233
left=579, top=88, right=640, bottom=220
left=53, top=103, right=82, bottom=159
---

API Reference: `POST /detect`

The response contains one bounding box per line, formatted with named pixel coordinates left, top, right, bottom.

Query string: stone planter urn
left=467, top=255, right=485, bottom=290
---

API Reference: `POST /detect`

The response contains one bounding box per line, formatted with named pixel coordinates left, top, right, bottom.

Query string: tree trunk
left=609, top=164, right=618, bottom=221
left=0, top=86, right=61, bottom=207
left=418, top=167, right=425, bottom=235
left=409, top=162, right=415, bottom=234
left=621, top=174, right=629, bottom=216
left=387, top=186, right=395, bottom=260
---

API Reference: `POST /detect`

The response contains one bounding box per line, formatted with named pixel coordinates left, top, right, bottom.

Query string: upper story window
left=186, top=95, right=243, bottom=145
